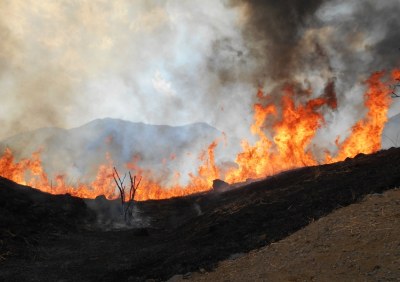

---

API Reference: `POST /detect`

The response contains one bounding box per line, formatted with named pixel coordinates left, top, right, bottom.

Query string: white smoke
left=0, top=0, right=254, bottom=142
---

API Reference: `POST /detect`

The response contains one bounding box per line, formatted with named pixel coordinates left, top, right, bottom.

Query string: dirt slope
left=171, top=188, right=400, bottom=282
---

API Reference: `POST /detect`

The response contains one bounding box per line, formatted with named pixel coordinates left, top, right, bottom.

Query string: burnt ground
left=1, top=147, right=400, bottom=281
left=176, top=188, right=400, bottom=281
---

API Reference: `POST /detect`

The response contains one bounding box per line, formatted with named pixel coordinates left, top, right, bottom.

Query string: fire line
left=1, top=69, right=399, bottom=201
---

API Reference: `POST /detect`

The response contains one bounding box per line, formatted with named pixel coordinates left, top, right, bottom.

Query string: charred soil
left=174, top=188, right=400, bottom=281
left=1, top=148, right=400, bottom=281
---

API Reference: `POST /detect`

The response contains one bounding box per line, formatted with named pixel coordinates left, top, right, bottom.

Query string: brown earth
left=1, top=147, right=400, bottom=281
left=171, top=188, right=400, bottom=282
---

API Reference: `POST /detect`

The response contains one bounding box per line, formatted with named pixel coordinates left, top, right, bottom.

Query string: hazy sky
left=0, top=0, right=399, bottom=141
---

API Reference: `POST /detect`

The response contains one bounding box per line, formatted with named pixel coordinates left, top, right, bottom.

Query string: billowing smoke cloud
left=0, top=0, right=254, bottom=141
left=0, top=0, right=399, bottom=155
left=228, top=0, right=400, bottom=94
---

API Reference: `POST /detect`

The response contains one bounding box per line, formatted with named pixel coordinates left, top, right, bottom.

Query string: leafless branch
left=113, top=167, right=126, bottom=205
left=113, top=167, right=142, bottom=223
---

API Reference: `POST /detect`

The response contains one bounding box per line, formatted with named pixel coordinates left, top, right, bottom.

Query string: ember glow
left=1, top=70, right=398, bottom=200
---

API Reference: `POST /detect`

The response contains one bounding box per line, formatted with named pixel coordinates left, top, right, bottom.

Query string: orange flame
left=225, top=86, right=329, bottom=183
left=0, top=149, right=117, bottom=199
left=326, top=71, right=394, bottom=162
left=0, top=140, right=219, bottom=201
left=0, top=69, right=398, bottom=200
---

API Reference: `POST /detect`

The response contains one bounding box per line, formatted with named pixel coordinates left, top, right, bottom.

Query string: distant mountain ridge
left=1, top=114, right=398, bottom=184
left=0, top=118, right=233, bottom=182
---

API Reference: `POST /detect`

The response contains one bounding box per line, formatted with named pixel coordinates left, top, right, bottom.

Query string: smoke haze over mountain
left=0, top=118, right=237, bottom=185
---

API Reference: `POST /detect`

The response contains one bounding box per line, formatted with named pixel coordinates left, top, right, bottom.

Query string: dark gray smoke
left=227, top=0, right=325, bottom=82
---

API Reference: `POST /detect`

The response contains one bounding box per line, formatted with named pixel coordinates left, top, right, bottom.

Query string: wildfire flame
left=326, top=71, right=395, bottom=163
left=225, top=87, right=329, bottom=183
left=0, top=70, right=398, bottom=200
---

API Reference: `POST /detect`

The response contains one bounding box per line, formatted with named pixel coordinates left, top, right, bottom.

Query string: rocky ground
left=1, top=147, right=400, bottom=281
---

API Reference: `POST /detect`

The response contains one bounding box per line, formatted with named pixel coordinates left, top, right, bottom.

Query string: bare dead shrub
left=113, top=167, right=141, bottom=223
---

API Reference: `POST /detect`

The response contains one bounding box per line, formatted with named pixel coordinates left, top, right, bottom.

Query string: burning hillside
left=0, top=69, right=399, bottom=200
